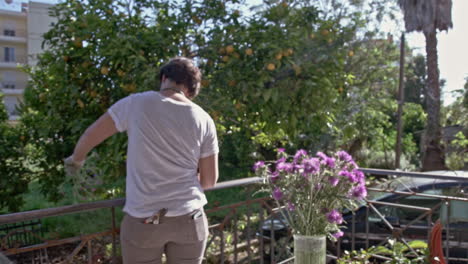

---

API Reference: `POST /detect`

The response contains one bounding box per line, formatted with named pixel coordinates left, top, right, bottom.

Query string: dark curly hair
left=159, top=57, right=202, bottom=98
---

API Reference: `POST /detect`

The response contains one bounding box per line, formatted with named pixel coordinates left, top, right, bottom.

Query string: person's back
left=65, top=57, right=219, bottom=264
left=109, top=91, right=217, bottom=217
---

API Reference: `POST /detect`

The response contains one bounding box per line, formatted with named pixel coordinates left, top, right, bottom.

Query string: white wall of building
left=0, top=0, right=54, bottom=120
left=27, top=1, right=54, bottom=66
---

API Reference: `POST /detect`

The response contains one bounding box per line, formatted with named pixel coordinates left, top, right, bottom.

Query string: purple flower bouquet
left=253, top=149, right=367, bottom=240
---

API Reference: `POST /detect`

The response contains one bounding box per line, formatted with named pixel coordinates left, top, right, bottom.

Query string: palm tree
left=398, top=0, right=452, bottom=171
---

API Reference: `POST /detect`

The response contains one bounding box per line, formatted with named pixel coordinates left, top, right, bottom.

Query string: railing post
left=111, top=206, right=117, bottom=264
left=445, top=200, right=450, bottom=264
left=270, top=214, right=275, bottom=264
left=233, top=210, right=238, bottom=263
left=220, top=228, right=225, bottom=264
left=351, top=211, right=356, bottom=251
left=87, top=240, right=92, bottom=264
left=365, top=206, right=369, bottom=249
left=259, top=205, right=265, bottom=264
left=246, top=199, right=252, bottom=262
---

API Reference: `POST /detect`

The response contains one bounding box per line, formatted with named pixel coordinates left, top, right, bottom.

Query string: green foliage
left=446, top=132, right=468, bottom=170
left=404, top=54, right=426, bottom=107
left=0, top=93, right=8, bottom=122
left=0, top=124, right=32, bottom=212
left=337, top=239, right=429, bottom=264
left=0, top=0, right=421, bottom=210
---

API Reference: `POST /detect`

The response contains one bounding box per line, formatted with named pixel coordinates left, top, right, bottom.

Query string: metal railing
left=0, top=169, right=467, bottom=263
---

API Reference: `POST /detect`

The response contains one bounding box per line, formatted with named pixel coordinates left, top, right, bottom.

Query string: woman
left=65, top=57, right=219, bottom=264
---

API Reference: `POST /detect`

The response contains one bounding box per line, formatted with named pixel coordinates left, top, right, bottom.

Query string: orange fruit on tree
left=74, top=40, right=83, bottom=48
left=81, top=61, right=91, bottom=68
left=117, top=69, right=125, bottom=77
left=292, top=64, right=301, bottom=76
left=101, top=66, right=109, bottom=75
left=219, top=47, right=226, bottom=55
left=245, top=48, right=253, bottom=56
left=77, top=99, right=85, bottom=108
left=226, top=45, right=235, bottom=54
left=275, top=53, right=283, bottom=60
left=348, top=50, right=354, bottom=57
left=222, top=56, right=230, bottom=62
left=201, top=80, right=210, bottom=87
left=192, top=16, right=202, bottom=25
left=321, top=29, right=329, bottom=36
left=228, top=80, right=237, bottom=87
left=125, top=83, right=137, bottom=93
left=287, top=48, right=294, bottom=56
left=267, top=63, right=276, bottom=71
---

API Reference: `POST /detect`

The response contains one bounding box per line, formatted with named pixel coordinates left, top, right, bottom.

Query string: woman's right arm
left=198, top=154, right=219, bottom=190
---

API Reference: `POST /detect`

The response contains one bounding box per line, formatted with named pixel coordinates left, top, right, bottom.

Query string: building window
left=2, top=83, right=16, bottom=89
left=2, top=71, right=16, bottom=89
left=4, top=96, right=19, bottom=116
left=4, top=47, right=16, bottom=62
left=3, top=29, right=16, bottom=37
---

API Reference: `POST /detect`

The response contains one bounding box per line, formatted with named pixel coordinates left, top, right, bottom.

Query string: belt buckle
left=143, top=208, right=168, bottom=224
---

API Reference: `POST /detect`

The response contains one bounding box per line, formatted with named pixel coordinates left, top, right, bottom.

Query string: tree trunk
left=421, top=29, right=446, bottom=171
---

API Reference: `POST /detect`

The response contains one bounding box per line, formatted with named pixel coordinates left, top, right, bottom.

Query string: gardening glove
left=64, top=156, right=85, bottom=177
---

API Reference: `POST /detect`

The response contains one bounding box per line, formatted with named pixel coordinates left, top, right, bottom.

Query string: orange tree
left=17, top=0, right=402, bottom=204
left=197, top=2, right=360, bottom=171
left=0, top=93, right=33, bottom=211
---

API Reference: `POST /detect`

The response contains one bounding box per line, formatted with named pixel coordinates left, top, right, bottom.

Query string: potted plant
left=253, top=149, right=367, bottom=264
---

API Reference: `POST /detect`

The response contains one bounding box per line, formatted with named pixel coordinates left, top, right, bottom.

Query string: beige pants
left=120, top=209, right=208, bottom=264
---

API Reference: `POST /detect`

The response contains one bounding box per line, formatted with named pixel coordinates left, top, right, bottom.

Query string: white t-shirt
left=108, top=91, right=218, bottom=217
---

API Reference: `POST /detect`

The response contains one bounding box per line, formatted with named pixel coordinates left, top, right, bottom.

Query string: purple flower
left=294, top=149, right=308, bottom=163
left=287, top=201, right=296, bottom=211
left=270, top=171, right=280, bottom=183
left=339, top=170, right=357, bottom=183
left=353, top=169, right=365, bottom=184
left=294, top=164, right=304, bottom=172
left=253, top=161, right=265, bottom=171
left=350, top=184, right=367, bottom=199
left=346, top=161, right=358, bottom=170
left=276, top=162, right=293, bottom=172
left=328, top=176, right=339, bottom=187
left=332, top=230, right=344, bottom=238
left=316, top=151, right=329, bottom=160
left=336, top=151, right=353, bottom=163
left=272, top=187, right=283, bottom=200
left=323, top=157, right=336, bottom=169
left=302, top=158, right=320, bottom=174
left=277, top=148, right=285, bottom=153
left=326, top=209, right=343, bottom=224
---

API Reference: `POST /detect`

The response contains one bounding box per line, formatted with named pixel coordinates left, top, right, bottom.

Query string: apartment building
left=0, top=0, right=54, bottom=120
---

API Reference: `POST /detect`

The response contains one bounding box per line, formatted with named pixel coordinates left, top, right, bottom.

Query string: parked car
left=258, top=171, right=468, bottom=262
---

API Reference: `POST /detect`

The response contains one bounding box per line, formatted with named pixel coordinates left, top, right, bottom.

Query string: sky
left=2, top=0, right=467, bottom=105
